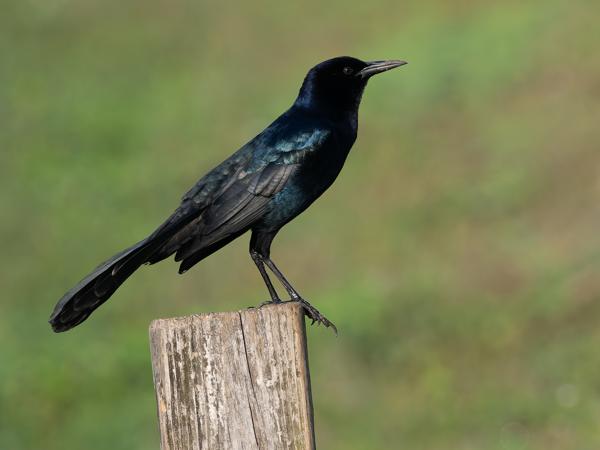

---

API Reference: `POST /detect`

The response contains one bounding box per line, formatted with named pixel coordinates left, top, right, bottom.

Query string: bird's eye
left=342, top=66, right=354, bottom=75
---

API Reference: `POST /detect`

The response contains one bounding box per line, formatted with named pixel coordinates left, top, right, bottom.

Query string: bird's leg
left=250, top=250, right=281, bottom=306
left=262, top=257, right=337, bottom=334
left=262, top=257, right=299, bottom=299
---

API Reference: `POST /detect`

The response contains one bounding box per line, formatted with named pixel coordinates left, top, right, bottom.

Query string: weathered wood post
left=149, top=302, right=315, bottom=450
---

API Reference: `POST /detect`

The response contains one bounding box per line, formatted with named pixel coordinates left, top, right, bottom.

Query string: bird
left=49, top=56, right=407, bottom=333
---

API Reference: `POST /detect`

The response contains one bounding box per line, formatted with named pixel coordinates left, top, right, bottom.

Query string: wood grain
left=149, top=302, right=315, bottom=450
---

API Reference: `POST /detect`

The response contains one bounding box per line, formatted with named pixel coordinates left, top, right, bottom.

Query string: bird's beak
left=356, top=60, right=408, bottom=78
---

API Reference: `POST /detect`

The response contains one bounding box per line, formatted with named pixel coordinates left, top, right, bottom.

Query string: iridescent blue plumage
left=49, top=56, right=406, bottom=332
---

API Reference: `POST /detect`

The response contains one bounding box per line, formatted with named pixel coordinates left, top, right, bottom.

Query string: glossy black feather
left=49, top=56, right=405, bottom=332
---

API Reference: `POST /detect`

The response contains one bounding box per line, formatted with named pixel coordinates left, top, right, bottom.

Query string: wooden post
left=149, top=302, right=315, bottom=450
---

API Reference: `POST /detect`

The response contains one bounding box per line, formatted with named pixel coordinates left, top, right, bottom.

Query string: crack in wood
left=149, top=303, right=315, bottom=450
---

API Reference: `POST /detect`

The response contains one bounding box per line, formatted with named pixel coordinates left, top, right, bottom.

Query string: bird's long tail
left=48, top=237, right=165, bottom=332
left=48, top=208, right=202, bottom=332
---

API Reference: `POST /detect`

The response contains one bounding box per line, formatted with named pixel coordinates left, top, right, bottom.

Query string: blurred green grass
left=2, top=0, right=600, bottom=449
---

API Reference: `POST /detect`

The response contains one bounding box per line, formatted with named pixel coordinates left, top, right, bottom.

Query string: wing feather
left=175, top=163, right=299, bottom=262
left=154, top=127, right=331, bottom=268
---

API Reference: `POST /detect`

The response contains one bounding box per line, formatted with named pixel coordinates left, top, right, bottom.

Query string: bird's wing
left=149, top=146, right=254, bottom=238
left=170, top=127, right=332, bottom=270
left=198, top=162, right=297, bottom=237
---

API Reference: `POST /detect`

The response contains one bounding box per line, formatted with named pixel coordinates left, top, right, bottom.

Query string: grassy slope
left=1, top=0, right=599, bottom=449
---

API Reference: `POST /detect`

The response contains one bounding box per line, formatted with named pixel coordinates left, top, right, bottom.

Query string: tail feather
left=49, top=206, right=205, bottom=332
left=49, top=239, right=160, bottom=332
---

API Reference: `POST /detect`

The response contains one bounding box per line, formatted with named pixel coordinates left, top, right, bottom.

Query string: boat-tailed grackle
left=49, top=56, right=407, bottom=333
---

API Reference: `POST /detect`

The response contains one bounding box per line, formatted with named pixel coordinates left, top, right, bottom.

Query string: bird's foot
left=259, top=298, right=282, bottom=307
left=247, top=298, right=337, bottom=334
left=290, top=298, right=337, bottom=335
left=247, top=298, right=282, bottom=310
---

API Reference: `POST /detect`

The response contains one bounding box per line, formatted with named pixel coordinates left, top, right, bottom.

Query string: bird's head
left=295, top=56, right=407, bottom=115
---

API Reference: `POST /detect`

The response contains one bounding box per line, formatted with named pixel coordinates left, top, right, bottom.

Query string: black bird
left=49, top=56, right=407, bottom=333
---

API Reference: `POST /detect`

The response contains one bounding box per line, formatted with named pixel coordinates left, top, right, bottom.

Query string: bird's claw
left=248, top=298, right=337, bottom=334
left=293, top=298, right=337, bottom=335
left=247, top=299, right=283, bottom=310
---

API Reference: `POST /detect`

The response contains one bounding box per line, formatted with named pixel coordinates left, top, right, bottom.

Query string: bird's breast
left=261, top=130, right=354, bottom=229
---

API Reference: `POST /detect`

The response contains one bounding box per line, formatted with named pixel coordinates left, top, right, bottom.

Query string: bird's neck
left=291, top=102, right=359, bottom=139
left=294, top=78, right=363, bottom=126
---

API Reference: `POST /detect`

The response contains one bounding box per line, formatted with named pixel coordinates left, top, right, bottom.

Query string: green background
left=2, top=0, right=600, bottom=449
